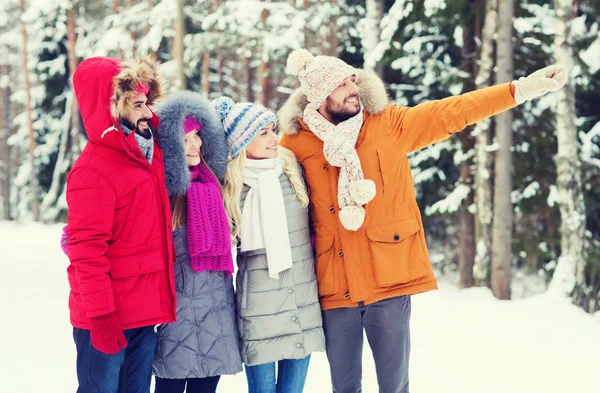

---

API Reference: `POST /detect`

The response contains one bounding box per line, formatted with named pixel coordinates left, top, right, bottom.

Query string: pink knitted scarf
left=186, top=163, right=233, bottom=276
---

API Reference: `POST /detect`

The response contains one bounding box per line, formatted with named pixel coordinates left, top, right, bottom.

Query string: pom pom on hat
left=211, top=96, right=278, bottom=159
left=212, top=96, right=234, bottom=122
left=287, top=49, right=314, bottom=76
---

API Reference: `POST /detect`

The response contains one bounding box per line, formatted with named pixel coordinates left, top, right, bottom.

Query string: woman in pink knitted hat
left=150, top=91, right=243, bottom=393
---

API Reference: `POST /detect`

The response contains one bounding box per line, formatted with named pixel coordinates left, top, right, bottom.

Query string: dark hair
left=170, top=194, right=186, bottom=230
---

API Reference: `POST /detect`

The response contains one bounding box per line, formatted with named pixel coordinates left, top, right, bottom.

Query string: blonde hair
left=222, top=146, right=309, bottom=243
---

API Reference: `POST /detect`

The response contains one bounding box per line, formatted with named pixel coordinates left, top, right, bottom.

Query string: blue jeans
left=73, top=326, right=157, bottom=393
left=245, top=355, right=311, bottom=393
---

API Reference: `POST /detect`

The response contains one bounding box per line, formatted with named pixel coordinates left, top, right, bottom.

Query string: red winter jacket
left=66, top=57, right=176, bottom=330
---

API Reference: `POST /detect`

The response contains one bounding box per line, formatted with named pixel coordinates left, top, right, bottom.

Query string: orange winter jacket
left=278, top=70, right=517, bottom=311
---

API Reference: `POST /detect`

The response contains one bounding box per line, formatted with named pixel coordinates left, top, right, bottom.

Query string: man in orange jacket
left=278, top=49, right=567, bottom=393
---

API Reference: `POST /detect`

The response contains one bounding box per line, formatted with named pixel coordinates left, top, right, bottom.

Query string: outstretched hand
left=513, top=65, right=568, bottom=105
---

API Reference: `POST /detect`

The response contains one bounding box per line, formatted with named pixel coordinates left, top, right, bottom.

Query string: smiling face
left=245, top=122, right=278, bottom=160
left=184, top=130, right=202, bottom=167
left=121, top=92, right=153, bottom=135
left=318, top=75, right=360, bottom=125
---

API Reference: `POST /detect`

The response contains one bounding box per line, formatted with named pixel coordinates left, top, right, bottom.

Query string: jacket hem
left=71, top=314, right=175, bottom=331
left=319, top=280, right=439, bottom=311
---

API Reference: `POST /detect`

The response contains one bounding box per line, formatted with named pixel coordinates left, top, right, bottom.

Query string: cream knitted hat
left=287, top=49, right=356, bottom=106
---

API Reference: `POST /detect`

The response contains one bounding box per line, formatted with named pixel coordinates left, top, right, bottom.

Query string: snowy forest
left=0, top=0, right=599, bottom=313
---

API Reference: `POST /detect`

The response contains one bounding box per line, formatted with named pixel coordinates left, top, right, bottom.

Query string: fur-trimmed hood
left=156, top=91, right=228, bottom=197
left=277, top=70, right=389, bottom=136
left=111, top=57, right=163, bottom=121
left=74, top=57, right=162, bottom=144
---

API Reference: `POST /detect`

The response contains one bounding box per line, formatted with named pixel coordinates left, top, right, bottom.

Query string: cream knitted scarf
left=303, top=103, right=376, bottom=230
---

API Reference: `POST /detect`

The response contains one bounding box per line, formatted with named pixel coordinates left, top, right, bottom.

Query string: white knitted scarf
left=303, top=103, right=376, bottom=231
left=241, top=155, right=293, bottom=279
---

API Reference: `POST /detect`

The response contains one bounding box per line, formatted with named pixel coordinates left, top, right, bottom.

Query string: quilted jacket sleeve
left=389, top=83, right=517, bottom=154
left=66, top=167, right=116, bottom=318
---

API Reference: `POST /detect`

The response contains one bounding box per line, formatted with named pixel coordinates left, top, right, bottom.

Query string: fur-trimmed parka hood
left=73, top=56, right=163, bottom=145
left=111, top=57, right=163, bottom=121
left=277, top=69, right=389, bottom=136
left=156, top=91, right=228, bottom=197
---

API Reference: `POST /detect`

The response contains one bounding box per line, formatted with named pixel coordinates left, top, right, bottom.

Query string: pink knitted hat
left=286, top=49, right=356, bottom=106
left=183, top=116, right=201, bottom=135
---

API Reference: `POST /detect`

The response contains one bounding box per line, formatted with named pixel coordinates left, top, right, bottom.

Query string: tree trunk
left=67, top=3, right=81, bottom=158
left=202, top=53, right=211, bottom=95
left=20, top=0, right=40, bottom=221
left=457, top=0, right=477, bottom=289
left=272, top=64, right=282, bottom=109
left=491, top=0, right=514, bottom=300
left=259, top=3, right=270, bottom=106
left=473, top=0, right=498, bottom=287
left=217, top=49, right=224, bottom=95
left=0, top=65, right=11, bottom=220
left=232, top=56, right=241, bottom=102
left=244, top=55, right=254, bottom=102
left=459, top=164, right=476, bottom=288
left=174, top=0, right=186, bottom=90
left=549, top=0, right=587, bottom=306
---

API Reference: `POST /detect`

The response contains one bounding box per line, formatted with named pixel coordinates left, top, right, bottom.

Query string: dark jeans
left=322, top=295, right=412, bottom=393
left=245, top=355, right=311, bottom=393
left=154, top=376, right=220, bottom=393
left=73, top=326, right=157, bottom=393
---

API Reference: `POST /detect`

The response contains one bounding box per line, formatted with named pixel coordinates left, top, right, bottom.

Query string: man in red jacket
left=66, top=56, right=176, bottom=393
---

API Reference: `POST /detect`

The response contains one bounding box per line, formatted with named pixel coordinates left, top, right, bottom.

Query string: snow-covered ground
left=1, top=221, right=598, bottom=393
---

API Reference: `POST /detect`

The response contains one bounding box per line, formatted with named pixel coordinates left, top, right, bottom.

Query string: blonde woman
left=213, top=97, right=324, bottom=393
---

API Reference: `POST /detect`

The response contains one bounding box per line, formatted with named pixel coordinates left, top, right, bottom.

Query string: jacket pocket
left=109, top=248, right=165, bottom=279
left=366, top=219, right=428, bottom=286
left=315, top=236, right=337, bottom=296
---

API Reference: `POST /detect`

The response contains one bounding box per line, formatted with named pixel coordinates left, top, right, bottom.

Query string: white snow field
left=1, top=221, right=598, bottom=393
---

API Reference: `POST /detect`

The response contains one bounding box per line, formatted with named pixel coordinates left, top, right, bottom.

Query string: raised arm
left=390, top=83, right=516, bottom=154
left=390, top=64, right=567, bottom=154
